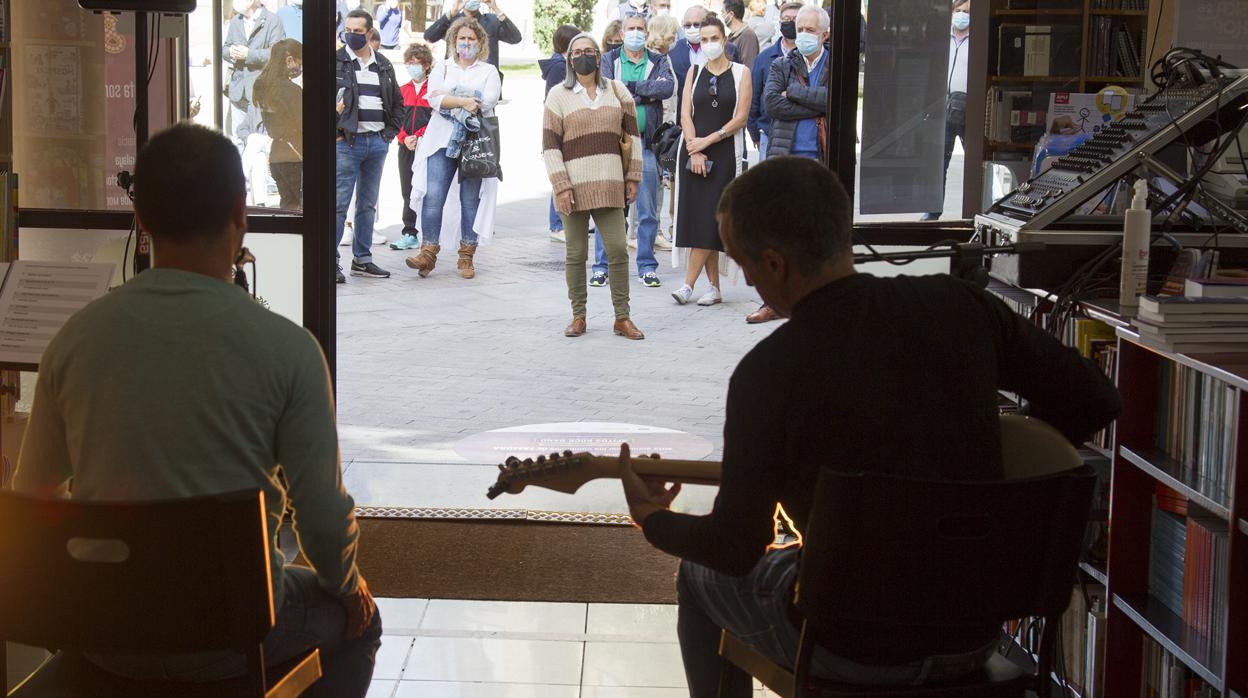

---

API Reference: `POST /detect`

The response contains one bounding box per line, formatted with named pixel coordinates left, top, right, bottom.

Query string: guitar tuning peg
left=522, top=458, right=534, bottom=467
left=498, top=463, right=508, bottom=472
left=505, top=456, right=520, bottom=466
left=563, top=450, right=573, bottom=457
left=536, top=455, right=546, bottom=464
left=550, top=452, right=561, bottom=460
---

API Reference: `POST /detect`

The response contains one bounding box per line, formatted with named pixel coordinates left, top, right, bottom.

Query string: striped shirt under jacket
left=542, top=80, right=644, bottom=212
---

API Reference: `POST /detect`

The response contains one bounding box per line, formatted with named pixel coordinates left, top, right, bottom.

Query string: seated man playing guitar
left=617, top=157, right=1122, bottom=694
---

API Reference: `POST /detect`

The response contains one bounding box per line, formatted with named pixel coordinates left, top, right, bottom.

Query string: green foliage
left=533, top=0, right=595, bottom=54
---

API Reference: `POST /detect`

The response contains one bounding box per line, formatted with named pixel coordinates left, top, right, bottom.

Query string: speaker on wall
left=78, top=0, right=196, bottom=12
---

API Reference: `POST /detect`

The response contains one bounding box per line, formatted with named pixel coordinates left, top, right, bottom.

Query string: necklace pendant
left=711, top=99, right=719, bottom=109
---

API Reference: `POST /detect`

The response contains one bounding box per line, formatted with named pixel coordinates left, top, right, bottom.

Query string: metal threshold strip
left=354, top=506, right=634, bottom=526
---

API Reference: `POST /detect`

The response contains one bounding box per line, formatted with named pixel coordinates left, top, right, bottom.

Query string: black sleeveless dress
left=676, top=65, right=737, bottom=252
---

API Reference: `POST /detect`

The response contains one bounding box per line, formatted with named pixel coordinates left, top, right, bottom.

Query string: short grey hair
left=562, top=33, right=608, bottom=91
left=797, top=5, right=829, bottom=32
left=683, top=4, right=708, bottom=22
left=622, top=10, right=648, bottom=28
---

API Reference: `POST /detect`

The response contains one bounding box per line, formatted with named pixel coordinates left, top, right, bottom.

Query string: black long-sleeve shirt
left=424, top=12, right=522, bottom=69
left=643, top=273, right=1121, bottom=652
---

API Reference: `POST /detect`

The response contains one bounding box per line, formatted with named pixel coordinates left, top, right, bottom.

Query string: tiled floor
left=365, top=598, right=780, bottom=697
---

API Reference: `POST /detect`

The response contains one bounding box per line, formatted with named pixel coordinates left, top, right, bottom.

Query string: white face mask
left=232, top=0, right=252, bottom=14
left=684, top=26, right=702, bottom=44
left=702, top=40, right=724, bottom=60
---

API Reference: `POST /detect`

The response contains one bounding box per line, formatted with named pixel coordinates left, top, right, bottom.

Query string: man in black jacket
left=335, top=9, right=403, bottom=283
left=762, top=5, right=828, bottom=160
left=618, top=157, right=1121, bottom=695
left=424, top=0, right=521, bottom=71
left=223, top=0, right=285, bottom=145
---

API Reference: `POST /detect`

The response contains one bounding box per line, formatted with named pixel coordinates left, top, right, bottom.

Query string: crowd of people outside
left=218, top=0, right=967, bottom=334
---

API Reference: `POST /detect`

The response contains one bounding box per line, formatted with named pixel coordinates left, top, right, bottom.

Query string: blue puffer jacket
left=600, top=47, right=676, bottom=148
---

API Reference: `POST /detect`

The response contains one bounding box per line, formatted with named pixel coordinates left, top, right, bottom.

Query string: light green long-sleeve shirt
left=13, top=268, right=360, bottom=607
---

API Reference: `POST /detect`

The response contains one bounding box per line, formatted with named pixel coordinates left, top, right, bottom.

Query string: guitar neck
left=591, top=455, right=721, bottom=485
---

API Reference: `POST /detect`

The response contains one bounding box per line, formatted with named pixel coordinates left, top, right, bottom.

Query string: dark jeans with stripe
left=677, top=548, right=996, bottom=696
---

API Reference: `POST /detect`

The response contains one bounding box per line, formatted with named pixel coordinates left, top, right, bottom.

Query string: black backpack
left=650, top=122, right=682, bottom=175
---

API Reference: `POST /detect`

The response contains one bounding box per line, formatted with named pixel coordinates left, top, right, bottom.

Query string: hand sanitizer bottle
left=1119, top=180, right=1150, bottom=308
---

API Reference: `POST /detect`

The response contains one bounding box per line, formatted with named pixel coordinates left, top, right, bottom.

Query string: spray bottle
left=1119, top=180, right=1150, bottom=308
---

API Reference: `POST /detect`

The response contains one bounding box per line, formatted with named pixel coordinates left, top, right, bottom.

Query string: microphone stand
left=853, top=241, right=1048, bottom=288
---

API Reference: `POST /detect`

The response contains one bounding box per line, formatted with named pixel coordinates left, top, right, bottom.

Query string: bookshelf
left=986, top=279, right=1248, bottom=695
left=982, top=0, right=1154, bottom=161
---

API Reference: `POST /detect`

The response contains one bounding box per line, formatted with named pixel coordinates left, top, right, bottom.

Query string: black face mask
left=779, top=20, right=796, bottom=40
left=572, top=55, right=599, bottom=76
left=605, top=41, right=624, bottom=52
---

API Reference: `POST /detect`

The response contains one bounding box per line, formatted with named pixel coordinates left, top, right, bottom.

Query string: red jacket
left=398, top=80, right=431, bottom=142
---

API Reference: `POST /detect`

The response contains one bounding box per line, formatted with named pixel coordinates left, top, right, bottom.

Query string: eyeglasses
left=571, top=48, right=600, bottom=57
left=682, top=22, right=702, bottom=28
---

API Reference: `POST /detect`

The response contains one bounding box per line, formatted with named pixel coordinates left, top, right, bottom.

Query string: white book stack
left=1135, top=295, right=1248, bottom=353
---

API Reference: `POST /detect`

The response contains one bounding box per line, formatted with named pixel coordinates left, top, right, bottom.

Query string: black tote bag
left=457, top=115, right=503, bottom=180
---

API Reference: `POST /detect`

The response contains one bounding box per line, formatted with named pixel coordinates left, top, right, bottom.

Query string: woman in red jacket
left=391, top=43, right=435, bottom=251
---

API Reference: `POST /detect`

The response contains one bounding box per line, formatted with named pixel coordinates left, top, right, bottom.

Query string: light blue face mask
left=465, top=0, right=481, bottom=11
left=406, top=64, right=426, bottom=82
left=623, top=29, right=646, bottom=51
left=951, top=11, right=970, bottom=31
left=794, top=32, right=820, bottom=56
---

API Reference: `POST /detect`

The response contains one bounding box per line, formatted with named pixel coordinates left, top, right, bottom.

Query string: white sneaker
left=550, top=229, right=566, bottom=243
left=672, top=284, right=693, bottom=305
left=697, top=287, right=722, bottom=306
left=373, top=234, right=388, bottom=246
left=653, top=236, right=673, bottom=251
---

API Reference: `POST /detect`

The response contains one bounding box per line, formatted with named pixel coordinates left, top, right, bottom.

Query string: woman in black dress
left=672, top=16, right=751, bottom=307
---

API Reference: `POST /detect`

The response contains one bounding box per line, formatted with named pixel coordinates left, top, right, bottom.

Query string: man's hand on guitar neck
left=618, top=442, right=682, bottom=526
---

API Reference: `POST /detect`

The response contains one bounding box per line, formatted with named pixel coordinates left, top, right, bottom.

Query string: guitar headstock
left=486, top=450, right=612, bottom=499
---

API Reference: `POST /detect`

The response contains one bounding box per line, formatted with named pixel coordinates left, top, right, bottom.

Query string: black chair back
left=0, top=489, right=274, bottom=656
left=795, top=466, right=1095, bottom=644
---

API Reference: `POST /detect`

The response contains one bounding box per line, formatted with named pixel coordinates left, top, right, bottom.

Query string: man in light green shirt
left=14, top=123, right=381, bottom=696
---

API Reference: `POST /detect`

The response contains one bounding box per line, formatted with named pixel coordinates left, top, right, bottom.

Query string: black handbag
left=458, top=115, right=503, bottom=180
left=946, top=91, right=968, bottom=129
left=651, top=121, right=682, bottom=175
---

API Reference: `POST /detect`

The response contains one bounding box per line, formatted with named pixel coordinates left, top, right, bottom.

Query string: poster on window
left=1175, top=0, right=1248, bottom=68
left=103, top=14, right=172, bottom=211
left=23, top=45, right=81, bottom=135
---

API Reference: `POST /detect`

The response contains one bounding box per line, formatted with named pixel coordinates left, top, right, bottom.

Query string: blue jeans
left=422, top=148, right=482, bottom=246
left=759, top=131, right=769, bottom=162
left=676, top=548, right=996, bottom=696
left=335, top=132, right=389, bottom=265
left=549, top=195, right=563, bottom=232
left=594, top=148, right=659, bottom=276
left=792, top=150, right=820, bottom=160
left=87, top=566, right=383, bottom=697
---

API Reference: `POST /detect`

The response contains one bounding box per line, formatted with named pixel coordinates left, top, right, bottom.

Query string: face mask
left=605, top=41, right=624, bottom=52
left=702, top=40, right=724, bottom=60
left=465, top=0, right=481, bottom=10
left=684, top=26, right=702, bottom=44
left=623, top=29, right=647, bottom=51
left=387, top=0, right=398, bottom=6
left=655, top=7, right=669, bottom=15
left=795, top=32, right=820, bottom=56
left=232, top=0, right=252, bottom=14
left=951, top=11, right=970, bottom=31
left=572, top=54, right=599, bottom=75
left=458, top=41, right=478, bottom=60
left=346, top=0, right=361, bottom=9
left=344, top=32, right=369, bottom=51
left=779, top=19, right=796, bottom=40
left=407, top=64, right=426, bottom=81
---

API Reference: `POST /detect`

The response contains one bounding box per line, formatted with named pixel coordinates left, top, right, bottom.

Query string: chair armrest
left=719, top=631, right=794, bottom=697
left=265, top=648, right=321, bottom=698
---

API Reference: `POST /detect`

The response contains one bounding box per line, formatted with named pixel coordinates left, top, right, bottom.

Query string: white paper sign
left=0, top=261, right=114, bottom=366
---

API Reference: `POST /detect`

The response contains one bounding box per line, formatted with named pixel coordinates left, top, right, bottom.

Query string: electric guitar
left=485, top=450, right=721, bottom=499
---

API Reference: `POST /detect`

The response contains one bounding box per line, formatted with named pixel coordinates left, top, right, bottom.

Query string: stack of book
left=1135, top=295, right=1248, bottom=353
left=1148, top=506, right=1187, bottom=619
left=1153, top=360, right=1235, bottom=506
left=1056, top=585, right=1107, bottom=697
left=1182, top=512, right=1229, bottom=647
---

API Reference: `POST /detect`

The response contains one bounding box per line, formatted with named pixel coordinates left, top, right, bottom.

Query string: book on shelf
left=1141, top=637, right=1221, bottom=697
left=1181, top=512, right=1228, bottom=647
left=1149, top=506, right=1186, bottom=619
left=1185, top=276, right=1248, bottom=298
left=1085, top=604, right=1107, bottom=698
left=1139, top=295, right=1248, bottom=316
left=986, top=87, right=1041, bottom=144
left=1152, top=361, right=1234, bottom=507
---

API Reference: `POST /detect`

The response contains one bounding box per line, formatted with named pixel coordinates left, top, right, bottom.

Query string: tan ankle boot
left=457, top=242, right=478, bottom=279
left=405, top=243, right=440, bottom=278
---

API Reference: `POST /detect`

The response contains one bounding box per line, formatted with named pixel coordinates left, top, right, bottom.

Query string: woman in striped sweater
left=543, top=33, right=647, bottom=340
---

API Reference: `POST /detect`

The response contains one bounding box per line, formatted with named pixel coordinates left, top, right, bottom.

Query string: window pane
left=240, top=232, right=303, bottom=325
left=199, top=0, right=305, bottom=212
left=856, top=0, right=957, bottom=223
left=12, top=2, right=174, bottom=210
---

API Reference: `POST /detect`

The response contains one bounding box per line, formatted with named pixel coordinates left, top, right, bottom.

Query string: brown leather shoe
left=613, top=317, right=645, bottom=340
left=564, top=317, right=587, bottom=337
left=746, top=304, right=781, bottom=324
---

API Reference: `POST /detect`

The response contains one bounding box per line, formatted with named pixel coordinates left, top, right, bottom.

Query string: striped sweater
left=543, top=80, right=644, bottom=212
